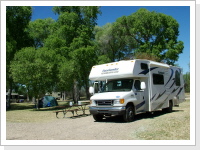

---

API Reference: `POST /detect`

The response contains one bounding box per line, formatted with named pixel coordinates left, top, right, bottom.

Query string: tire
left=123, top=105, right=135, bottom=122
left=163, top=100, right=173, bottom=113
left=93, top=114, right=104, bottom=122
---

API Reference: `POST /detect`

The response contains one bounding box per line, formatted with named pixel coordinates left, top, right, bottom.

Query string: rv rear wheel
left=163, top=100, right=173, bottom=113
left=93, top=114, right=104, bottom=122
left=123, top=105, right=135, bottom=122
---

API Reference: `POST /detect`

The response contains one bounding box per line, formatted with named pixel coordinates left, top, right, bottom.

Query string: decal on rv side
left=136, top=101, right=145, bottom=110
left=165, top=68, right=174, bottom=86
left=155, top=90, right=166, bottom=101
left=153, top=95, right=170, bottom=111
left=150, top=94, right=157, bottom=101
left=169, top=79, right=175, bottom=88
left=138, top=67, right=158, bottom=75
left=101, top=68, right=119, bottom=74
left=176, top=87, right=184, bottom=96
left=172, top=87, right=180, bottom=93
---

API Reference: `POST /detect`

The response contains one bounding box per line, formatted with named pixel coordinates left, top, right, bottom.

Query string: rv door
left=133, top=80, right=146, bottom=113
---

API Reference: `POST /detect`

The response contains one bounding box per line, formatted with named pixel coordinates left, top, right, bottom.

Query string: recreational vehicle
left=88, top=59, right=185, bottom=122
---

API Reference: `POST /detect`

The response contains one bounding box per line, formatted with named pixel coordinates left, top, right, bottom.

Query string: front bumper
left=89, top=106, right=126, bottom=116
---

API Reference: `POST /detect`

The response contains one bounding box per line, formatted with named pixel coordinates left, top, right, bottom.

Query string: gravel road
left=6, top=111, right=149, bottom=140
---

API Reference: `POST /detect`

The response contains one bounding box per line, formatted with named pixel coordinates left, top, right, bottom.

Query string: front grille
left=95, top=100, right=114, bottom=106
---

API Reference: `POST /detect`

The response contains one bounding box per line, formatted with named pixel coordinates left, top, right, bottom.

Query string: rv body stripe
left=139, top=67, right=158, bottom=75
left=176, top=87, right=183, bottom=96
left=153, top=95, right=169, bottom=111
left=172, top=87, right=179, bottom=93
left=155, top=90, right=166, bottom=101
left=150, top=94, right=157, bottom=101
left=136, top=101, right=145, bottom=110
left=165, top=68, right=174, bottom=86
left=169, top=80, right=175, bottom=89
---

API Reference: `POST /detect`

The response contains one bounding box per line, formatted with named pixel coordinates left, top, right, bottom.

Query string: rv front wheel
left=123, top=105, right=135, bottom=122
left=93, top=114, right=104, bottom=122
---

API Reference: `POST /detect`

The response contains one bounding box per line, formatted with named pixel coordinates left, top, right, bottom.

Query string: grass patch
left=6, top=100, right=89, bottom=123
left=133, top=100, right=190, bottom=140
left=7, top=100, right=69, bottom=111
left=7, top=102, right=35, bottom=110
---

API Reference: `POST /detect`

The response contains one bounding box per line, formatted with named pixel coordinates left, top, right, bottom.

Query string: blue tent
left=38, top=96, right=58, bottom=108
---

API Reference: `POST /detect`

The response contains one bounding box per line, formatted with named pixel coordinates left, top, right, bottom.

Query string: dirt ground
left=6, top=95, right=190, bottom=140
left=6, top=109, right=150, bottom=140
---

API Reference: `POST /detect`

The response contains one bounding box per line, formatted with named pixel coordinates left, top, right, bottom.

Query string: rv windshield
left=101, top=79, right=133, bottom=92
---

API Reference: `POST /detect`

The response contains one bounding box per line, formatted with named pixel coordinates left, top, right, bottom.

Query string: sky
left=31, top=6, right=190, bottom=74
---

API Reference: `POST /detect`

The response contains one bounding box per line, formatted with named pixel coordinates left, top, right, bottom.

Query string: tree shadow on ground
left=6, top=103, right=35, bottom=111
left=6, top=101, right=69, bottom=111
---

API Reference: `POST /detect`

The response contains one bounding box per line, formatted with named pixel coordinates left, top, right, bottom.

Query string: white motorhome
left=89, top=59, right=185, bottom=122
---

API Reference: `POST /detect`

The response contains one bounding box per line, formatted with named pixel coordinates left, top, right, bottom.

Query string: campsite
left=5, top=5, right=191, bottom=142
left=6, top=93, right=190, bottom=140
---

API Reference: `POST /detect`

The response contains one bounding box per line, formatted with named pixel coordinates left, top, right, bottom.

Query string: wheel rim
left=128, top=108, right=134, bottom=121
left=129, top=110, right=133, bottom=118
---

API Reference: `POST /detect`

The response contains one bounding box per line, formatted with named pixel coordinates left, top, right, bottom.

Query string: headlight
left=114, top=99, right=125, bottom=104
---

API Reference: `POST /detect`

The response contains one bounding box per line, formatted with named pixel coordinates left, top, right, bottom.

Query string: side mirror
left=89, top=87, right=94, bottom=95
left=141, top=82, right=146, bottom=90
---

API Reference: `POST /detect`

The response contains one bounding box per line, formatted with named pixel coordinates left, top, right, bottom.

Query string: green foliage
left=97, top=55, right=111, bottom=65
left=10, top=47, right=61, bottom=98
left=183, top=72, right=190, bottom=93
left=95, top=8, right=184, bottom=65
left=94, top=22, right=134, bottom=62
left=6, top=6, right=33, bottom=53
left=134, top=52, right=160, bottom=61
left=8, top=6, right=101, bottom=101
left=6, top=6, right=33, bottom=108
left=127, top=8, right=184, bottom=65
left=27, top=18, right=56, bottom=48
left=94, top=23, right=114, bottom=61
left=50, top=6, right=101, bottom=99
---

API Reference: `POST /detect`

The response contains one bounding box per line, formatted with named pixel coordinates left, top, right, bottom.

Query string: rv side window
left=141, top=63, right=148, bottom=70
left=175, top=70, right=181, bottom=86
left=134, top=80, right=141, bottom=90
left=153, top=74, right=164, bottom=85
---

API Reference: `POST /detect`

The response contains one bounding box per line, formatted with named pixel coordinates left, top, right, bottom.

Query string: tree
left=183, top=63, right=190, bottom=93
left=96, top=8, right=184, bottom=65
left=10, top=47, right=61, bottom=108
left=27, top=18, right=56, bottom=48
left=48, top=6, right=101, bottom=101
left=94, top=23, right=114, bottom=62
left=94, top=21, right=135, bottom=63
left=124, top=8, right=184, bottom=65
left=183, top=72, right=190, bottom=93
left=6, top=6, right=33, bottom=108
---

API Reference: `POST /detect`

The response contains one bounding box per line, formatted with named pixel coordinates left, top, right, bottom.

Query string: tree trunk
left=73, top=80, right=79, bottom=104
left=32, top=97, right=36, bottom=108
left=27, top=93, right=30, bottom=102
left=86, top=86, right=90, bottom=100
left=62, top=91, right=66, bottom=101
left=7, top=89, right=11, bottom=110
left=85, top=80, right=90, bottom=100
left=36, top=94, right=41, bottom=110
left=7, top=78, right=13, bottom=109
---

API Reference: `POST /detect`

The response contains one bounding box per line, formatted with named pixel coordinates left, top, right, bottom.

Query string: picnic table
left=53, top=102, right=90, bottom=118
left=73, top=103, right=89, bottom=116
